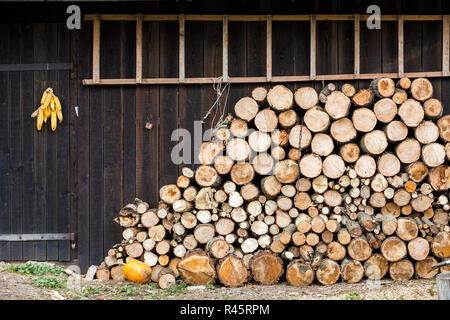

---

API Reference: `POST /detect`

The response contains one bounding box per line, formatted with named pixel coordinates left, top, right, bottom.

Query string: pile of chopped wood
left=95, top=77, right=450, bottom=288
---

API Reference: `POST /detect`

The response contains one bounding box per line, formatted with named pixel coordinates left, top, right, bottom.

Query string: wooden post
left=443, top=15, right=449, bottom=76
left=436, top=272, right=450, bottom=300
left=354, top=14, right=360, bottom=77
left=310, top=15, right=316, bottom=80
left=398, top=15, right=404, bottom=77
left=136, top=14, right=143, bottom=83
left=93, top=15, right=101, bottom=84
left=266, top=15, right=272, bottom=81
left=223, top=15, right=229, bottom=82
left=179, top=14, right=185, bottom=82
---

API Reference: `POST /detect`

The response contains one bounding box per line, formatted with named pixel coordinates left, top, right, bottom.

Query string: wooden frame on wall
left=83, top=14, right=450, bottom=85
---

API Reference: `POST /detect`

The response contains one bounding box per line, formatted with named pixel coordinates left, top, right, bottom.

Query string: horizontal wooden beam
left=84, top=14, right=445, bottom=22
left=0, top=233, right=75, bottom=241
left=82, top=71, right=447, bottom=86
left=0, top=63, right=72, bottom=72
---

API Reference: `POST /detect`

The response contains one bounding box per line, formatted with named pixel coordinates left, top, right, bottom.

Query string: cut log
left=304, top=106, right=331, bottom=133
left=214, top=156, right=234, bottom=175
left=410, top=77, right=433, bottom=101
left=415, top=257, right=439, bottom=279
left=288, top=124, right=312, bottom=149
left=294, top=192, right=312, bottom=211
left=323, top=190, right=343, bottom=207
left=398, top=99, right=425, bottom=127
left=396, top=218, right=418, bottom=241
left=177, top=175, right=190, bottom=189
left=229, top=119, right=248, bottom=138
left=428, top=165, right=450, bottom=191
left=195, top=165, right=220, bottom=187
left=381, top=214, right=398, bottom=235
left=374, top=98, right=397, bottom=123
left=389, top=259, right=414, bottom=281
left=364, top=253, right=389, bottom=280
left=347, top=238, right=372, bottom=261
left=341, top=83, right=356, bottom=97
left=251, top=87, right=267, bottom=104
left=278, top=110, right=297, bottom=129
left=352, top=89, right=373, bottom=107
left=267, top=85, right=293, bottom=111
left=158, top=268, right=176, bottom=289
left=274, top=159, right=299, bottom=184
left=125, top=242, right=144, bottom=258
left=261, top=175, right=282, bottom=198
left=355, top=155, right=376, bottom=178
left=230, top=162, right=254, bottom=186
left=249, top=250, right=284, bottom=285
left=227, top=138, right=250, bottom=162
left=360, top=130, right=388, bottom=155
left=392, top=88, right=407, bottom=105
left=177, top=249, right=217, bottom=285
left=215, top=218, right=235, bottom=236
left=352, top=108, right=377, bottom=132
left=385, top=120, right=408, bottom=142
left=423, top=98, right=443, bottom=119
left=396, top=138, right=421, bottom=164
left=311, top=133, right=334, bottom=156
left=110, top=265, right=125, bottom=281
left=415, top=121, right=439, bottom=144
left=319, top=83, right=336, bottom=103
left=381, top=236, right=407, bottom=262
left=194, top=224, right=216, bottom=244
left=254, top=108, right=278, bottom=132
left=249, top=131, right=271, bottom=153
left=286, top=260, right=314, bottom=286
left=397, top=77, right=411, bottom=89
left=327, top=241, right=346, bottom=261
left=407, top=237, right=430, bottom=261
left=95, top=267, right=110, bottom=282
left=173, top=200, right=193, bottom=213
left=294, top=86, right=318, bottom=110
left=234, top=97, right=259, bottom=122
left=370, top=78, right=395, bottom=98
left=198, top=142, right=223, bottom=165
left=411, top=194, right=433, bottom=212
left=160, top=184, right=181, bottom=205
left=322, top=154, right=346, bottom=179
left=340, top=143, right=360, bottom=163
left=422, top=143, right=446, bottom=168
left=330, top=118, right=357, bottom=143
left=437, top=115, right=450, bottom=142
left=299, top=154, right=322, bottom=178
left=325, top=91, right=351, bottom=119
left=217, top=255, right=250, bottom=287
left=252, top=153, right=274, bottom=176
left=316, top=258, right=341, bottom=285
left=341, top=259, right=364, bottom=284
left=431, top=231, right=449, bottom=259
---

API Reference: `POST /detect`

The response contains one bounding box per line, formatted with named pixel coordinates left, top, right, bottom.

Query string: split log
left=381, top=236, right=407, bottom=262
left=286, top=260, right=314, bottom=286
left=195, top=187, right=218, bottom=210
left=234, top=97, right=259, bottom=122
left=347, top=238, right=372, bottom=261
left=304, top=107, right=331, bottom=133
left=177, top=249, right=217, bottom=285
left=364, top=253, right=389, bottom=280
left=389, top=259, right=415, bottom=281
left=294, top=86, right=318, bottom=110
left=217, top=255, right=250, bottom=287
left=249, top=250, right=284, bottom=285
left=316, top=258, right=341, bottom=285
left=267, top=85, right=293, bottom=111
left=341, top=259, right=364, bottom=284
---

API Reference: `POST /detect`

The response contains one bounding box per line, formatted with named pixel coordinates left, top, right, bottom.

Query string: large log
left=341, top=259, right=364, bottom=284
left=234, top=97, right=259, bottom=122
left=352, top=107, right=377, bottom=132
left=316, top=258, right=341, bottom=285
left=389, top=259, right=415, bottom=281
left=330, top=118, right=357, bottom=143
left=364, top=253, right=389, bottom=280
left=381, top=236, right=407, bottom=262
left=374, top=98, right=397, bottom=123
left=286, top=260, right=315, bottom=286
left=177, top=249, right=217, bottom=285
left=294, top=86, right=318, bottom=110
left=217, top=255, right=250, bottom=287
left=255, top=108, right=278, bottom=132
left=304, top=107, right=331, bottom=133
left=325, top=91, right=351, bottom=119
left=267, top=85, right=293, bottom=111
left=347, top=238, right=372, bottom=261
left=415, top=257, right=439, bottom=279
left=410, top=77, right=433, bottom=102
left=195, top=165, right=221, bottom=187
left=249, top=250, right=284, bottom=285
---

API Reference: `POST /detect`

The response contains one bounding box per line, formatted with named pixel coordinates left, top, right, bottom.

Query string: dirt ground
left=0, top=261, right=438, bottom=300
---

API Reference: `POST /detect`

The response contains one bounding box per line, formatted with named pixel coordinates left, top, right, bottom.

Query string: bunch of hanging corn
left=31, top=87, right=63, bottom=131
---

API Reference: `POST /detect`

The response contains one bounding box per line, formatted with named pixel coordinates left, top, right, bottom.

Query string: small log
left=311, top=133, right=334, bottom=156
left=370, top=78, right=395, bottom=98
left=330, top=118, right=357, bottom=143
left=385, top=120, right=408, bottom=142
left=396, top=138, right=421, bottom=164
left=158, top=268, right=176, bottom=289
left=374, top=98, right=397, bottom=123
left=125, top=242, right=144, bottom=258
left=294, top=86, right=318, bottom=110
left=392, top=88, right=407, bottom=105
left=352, top=108, right=377, bottom=132
left=292, top=231, right=306, bottom=246
left=155, top=240, right=171, bottom=255
left=249, top=250, right=284, bottom=285
left=341, top=83, right=356, bottom=97
left=352, top=89, right=373, bottom=107
left=95, top=267, right=110, bottom=282
left=251, top=87, right=267, bottom=104
left=339, top=143, right=360, bottom=163
left=254, top=108, right=278, bottom=132
left=230, top=162, right=255, bottom=186
left=286, top=260, right=314, bottom=286
left=173, top=200, right=193, bottom=213
left=322, top=154, right=346, bottom=179
left=278, top=109, right=298, bottom=128
left=183, top=234, right=198, bottom=250
left=177, top=249, right=216, bottom=285
left=267, top=84, right=293, bottom=111
left=411, top=194, right=433, bottom=212
left=364, top=253, right=389, bottom=280
left=396, top=218, right=418, bottom=241
left=397, top=77, right=411, bottom=89
left=381, top=236, right=407, bottom=262
left=389, top=259, right=415, bottom=281
left=234, top=97, right=259, bottom=122
left=217, top=255, right=250, bottom=287
left=299, top=244, right=314, bottom=261
left=316, top=258, right=341, bottom=286
left=341, top=259, right=364, bottom=284
left=252, top=153, right=274, bottom=176
left=183, top=186, right=198, bottom=202
left=261, top=175, right=282, bottom=198
left=398, top=99, right=424, bottom=127
left=407, top=161, right=429, bottom=183
left=148, top=225, right=166, bottom=242
left=319, top=83, right=336, bottom=103
left=423, top=98, right=443, bottom=119
left=410, top=77, right=433, bottom=101
left=381, top=214, right=398, bottom=235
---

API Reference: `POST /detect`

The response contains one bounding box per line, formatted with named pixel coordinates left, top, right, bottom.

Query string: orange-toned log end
left=364, top=253, right=389, bottom=280
left=431, top=231, right=450, bottom=259
left=177, top=249, right=217, bottom=285
left=341, top=259, right=364, bottom=284
left=123, top=259, right=152, bottom=284
left=286, top=260, right=314, bottom=287
left=389, top=259, right=415, bottom=281
left=415, top=257, right=439, bottom=279
left=216, top=254, right=250, bottom=288
left=316, top=258, right=341, bottom=285
left=249, top=250, right=284, bottom=285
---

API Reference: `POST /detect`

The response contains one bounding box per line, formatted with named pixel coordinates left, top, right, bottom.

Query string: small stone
left=187, top=285, right=206, bottom=291
left=85, top=265, right=97, bottom=281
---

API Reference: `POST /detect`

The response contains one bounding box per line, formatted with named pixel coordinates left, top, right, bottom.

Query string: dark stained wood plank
left=0, top=23, right=10, bottom=260
left=21, top=23, right=36, bottom=260
left=422, top=21, right=442, bottom=101
left=404, top=21, right=422, bottom=73
left=8, top=23, right=23, bottom=260
left=228, top=21, right=248, bottom=114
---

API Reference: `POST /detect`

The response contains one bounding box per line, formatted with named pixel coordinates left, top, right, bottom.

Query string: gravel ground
left=0, top=261, right=438, bottom=300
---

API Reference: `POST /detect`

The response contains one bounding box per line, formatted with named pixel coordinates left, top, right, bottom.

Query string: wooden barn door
left=0, top=23, right=73, bottom=262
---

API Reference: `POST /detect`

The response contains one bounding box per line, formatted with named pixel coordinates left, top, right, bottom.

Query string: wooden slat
left=443, top=15, right=449, bottom=76
left=136, top=14, right=143, bottom=83
left=92, top=15, right=100, bottom=84
left=179, top=14, right=185, bottom=82
left=310, top=15, right=316, bottom=80
left=354, top=14, right=360, bottom=77
left=222, top=15, right=229, bottom=81
left=398, top=15, right=404, bottom=77
left=266, top=15, right=272, bottom=81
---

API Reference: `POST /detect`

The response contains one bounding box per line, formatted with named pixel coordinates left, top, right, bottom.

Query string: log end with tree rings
left=252, top=153, right=274, bottom=176
left=410, top=77, right=433, bottom=102
left=177, top=250, right=217, bottom=285
left=249, top=250, right=284, bottom=285
left=316, top=258, right=341, bottom=285
left=294, top=86, right=318, bottom=110
left=195, top=165, right=220, bottom=187
left=230, top=162, right=255, bottom=186
left=322, top=154, right=345, bottom=179
left=227, top=138, right=250, bottom=162
left=159, top=184, right=181, bottom=205
left=396, top=138, right=421, bottom=164
left=385, top=120, right=408, bottom=142
left=330, top=118, right=357, bottom=143
left=286, top=260, right=314, bottom=286
left=355, top=155, right=376, bottom=178
left=274, top=159, right=300, bottom=184
left=304, top=106, right=331, bottom=133
left=217, top=255, right=250, bottom=287
left=389, top=259, right=414, bottom=281
left=398, top=99, right=425, bottom=128
left=267, top=85, right=293, bottom=111
left=381, top=236, right=407, bottom=262
left=198, top=142, right=223, bottom=165
left=364, top=253, right=389, bottom=280
left=352, top=89, right=373, bottom=107
left=300, top=154, right=323, bottom=178
left=289, top=124, right=312, bottom=149
left=340, top=143, right=360, bottom=163
left=311, top=133, right=334, bottom=156
left=230, top=119, right=249, bottom=138
left=234, top=97, right=259, bottom=122
left=341, top=259, right=364, bottom=284
left=352, top=107, right=377, bottom=132
left=415, top=120, right=439, bottom=144
left=374, top=98, right=397, bottom=123
left=325, top=91, right=351, bottom=120
left=423, top=98, right=443, bottom=119
left=251, top=87, right=268, bottom=104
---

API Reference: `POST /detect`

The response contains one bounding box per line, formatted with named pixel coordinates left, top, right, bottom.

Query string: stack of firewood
left=95, top=77, right=450, bottom=288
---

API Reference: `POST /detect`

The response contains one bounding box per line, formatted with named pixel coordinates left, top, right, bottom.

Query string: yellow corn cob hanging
left=50, top=97, right=55, bottom=110
left=37, top=108, right=44, bottom=131
left=40, top=88, right=50, bottom=105
left=54, top=95, right=62, bottom=111
left=43, top=106, right=51, bottom=123
left=56, top=109, right=63, bottom=123
left=51, top=110, right=57, bottom=131
left=42, top=89, right=53, bottom=109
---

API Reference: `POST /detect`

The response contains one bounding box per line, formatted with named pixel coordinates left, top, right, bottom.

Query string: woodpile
left=95, top=77, right=449, bottom=288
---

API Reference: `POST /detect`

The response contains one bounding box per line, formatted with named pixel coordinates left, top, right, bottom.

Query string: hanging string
left=201, top=76, right=231, bottom=132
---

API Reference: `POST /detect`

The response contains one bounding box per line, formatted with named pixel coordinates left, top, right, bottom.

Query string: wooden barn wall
left=0, top=0, right=449, bottom=271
